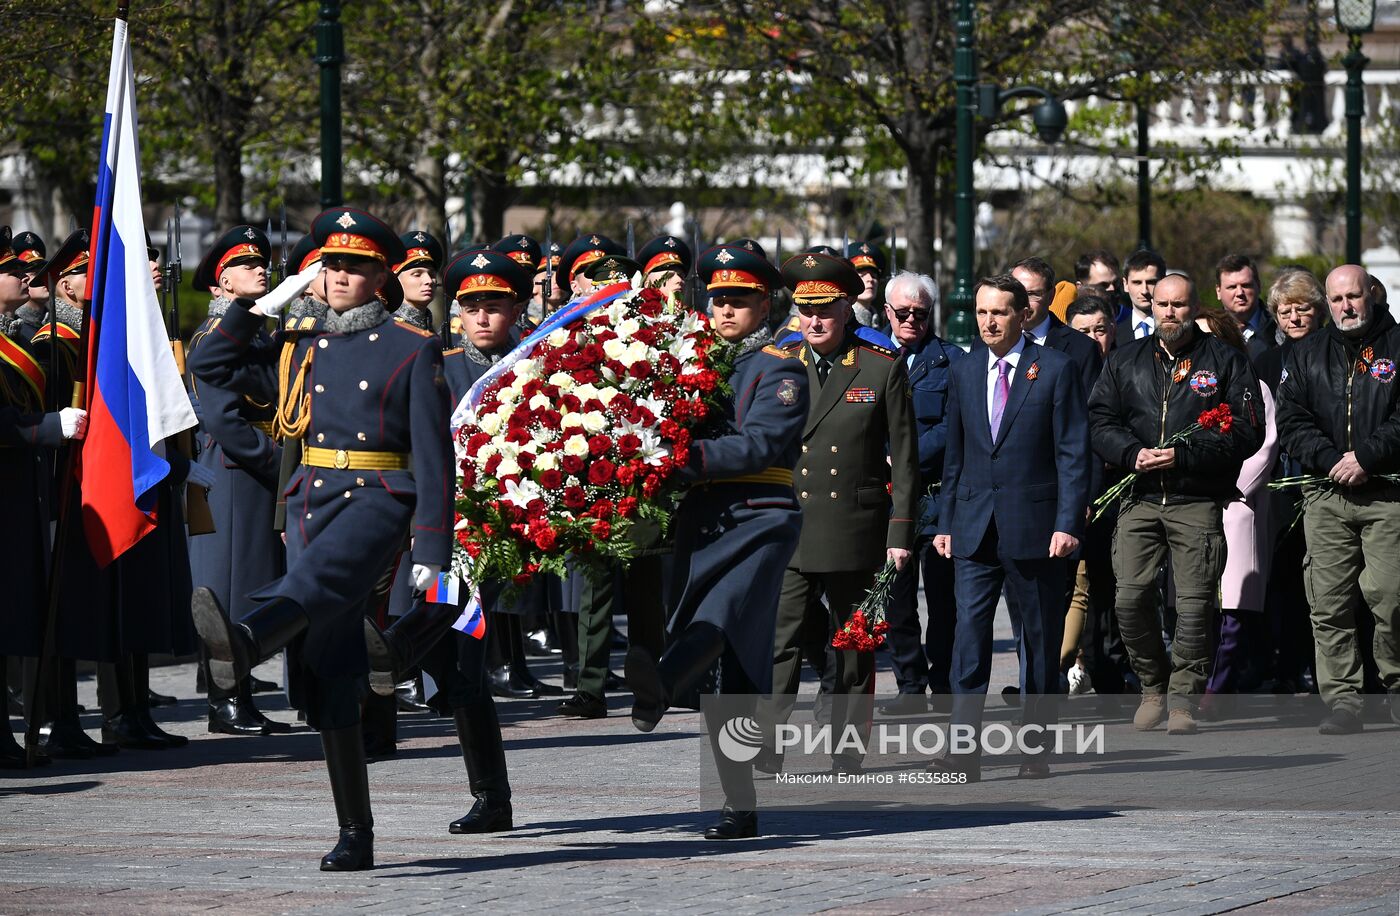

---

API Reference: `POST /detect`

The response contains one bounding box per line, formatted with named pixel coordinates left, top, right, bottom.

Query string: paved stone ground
left=4, top=607, right=1399, bottom=915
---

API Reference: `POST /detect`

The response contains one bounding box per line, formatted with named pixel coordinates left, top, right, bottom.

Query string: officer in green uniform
left=755, top=251, right=920, bottom=774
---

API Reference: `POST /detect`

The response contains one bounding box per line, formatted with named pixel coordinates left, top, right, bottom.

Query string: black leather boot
left=193, top=588, right=307, bottom=692
left=40, top=660, right=118, bottom=758
left=447, top=706, right=513, bottom=834
left=364, top=600, right=462, bottom=698
left=625, top=622, right=726, bottom=733
left=489, top=665, right=533, bottom=699
left=319, top=724, right=374, bottom=871
left=507, top=618, right=562, bottom=697
left=131, top=656, right=188, bottom=748
left=208, top=667, right=291, bottom=736
left=704, top=807, right=758, bottom=840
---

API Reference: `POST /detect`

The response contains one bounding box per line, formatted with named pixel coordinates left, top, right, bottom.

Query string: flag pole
left=25, top=0, right=125, bottom=765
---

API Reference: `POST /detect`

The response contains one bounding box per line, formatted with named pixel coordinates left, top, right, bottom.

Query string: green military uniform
left=757, top=252, right=920, bottom=770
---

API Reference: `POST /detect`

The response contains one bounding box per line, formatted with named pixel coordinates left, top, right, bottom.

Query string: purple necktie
left=990, top=359, right=1010, bottom=439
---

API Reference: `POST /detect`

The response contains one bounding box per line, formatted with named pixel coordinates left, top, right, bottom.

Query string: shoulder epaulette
left=762, top=344, right=795, bottom=359
left=858, top=340, right=896, bottom=359
left=392, top=320, right=436, bottom=339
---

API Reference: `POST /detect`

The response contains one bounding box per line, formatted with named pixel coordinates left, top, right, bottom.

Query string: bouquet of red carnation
left=451, top=285, right=735, bottom=587
left=1092, top=404, right=1235, bottom=521
left=832, top=560, right=897, bottom=652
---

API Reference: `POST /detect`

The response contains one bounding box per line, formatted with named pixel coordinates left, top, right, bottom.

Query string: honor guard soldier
left=581, top=254, right=642, bottom=289
left=637, top=234, right=691, bottom=303
left=846, top=240, right=887, bottom=329
left=190, top=207, right=453, bottom=872
left=363, top=247, right=538, bottom=834
left=531, top=239, right=566, bottom=319
left=492, top=234, right=543, bottom=333
left=392, top=230, right=443, bottom=332
left=12, top=230, right=48, bottom=312
left=559, top=233, right=624, bottom=299
left=187, top=224, right=292, bottom=736
left=0, top=229, right=35, bottom=339
left=626, top=244, right=808, bottom=840
left=755, top=251, right=920, bottom=774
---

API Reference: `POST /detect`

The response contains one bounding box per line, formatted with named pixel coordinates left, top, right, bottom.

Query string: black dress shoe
left=40, top=721, right=117, bottom=759
left=147, top=688, right=178, bottom=708
left=1017, top=760, right=1051, bottom=779
left=489, top=666, right=534, bottom=700
left=363, top=738, right=398, bottom=760
left=448, top=795, right=513, bottom=834
left=557, top=692, right=606, bottom=719
left=320, top=827, right=374, bottom=871
left=1318, top=708, right=1363, bottom=735
left=136, top=711, right=189, bottom=748
left=0, top=744, right=50, bottom=769
left=394, top=680, right=435, bottom=713
left=878, top=693, right=928, bottom=716
left=249, top=675, right=279, bottom=694
left=1001, top=685, right=1022, bottom=707
left=704, top=807, right=757, bottom=840
left=928, top=755, right=980, bottom=783
left=102, top=714, right=170, bottom=750
left=518, top=671, right=564, bottom=697
left=208, top=699, right=291, bottom=736
left=604, top=670, right=625, bottom=691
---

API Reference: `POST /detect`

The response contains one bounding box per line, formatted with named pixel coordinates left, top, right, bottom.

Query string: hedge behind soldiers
left=1088, top=273, right=1263, bottom=735
left=756, top=250, right=920, bottom=774
left=1276, top=264, right=1400, bottom=734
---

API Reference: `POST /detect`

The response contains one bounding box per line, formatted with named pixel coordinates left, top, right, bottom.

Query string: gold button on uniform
left=369, top=333, right=379, bottom=341
left=359, top=380, right=368, bottom=390
left=801, top=468, right=808, bottom=476
left=313, top=479, right=323, bottom=488
left=316, top=433, right=325, bottom=442
left=802, top=445, right=809, bottom=453
left=800, top=491, right=809, bottom=499
left=356, top=477, right=365, bottom=486
left=830, top=491, right=838, bottom=499
left=343, top=491, right=352, bottom=498
left=306, top=512, right=313, bottom=519
left=830, top=468, right=838, bottom=476
left=830, top=445, right=838, bottom=453
left=315, top=384, right=324, bottom=393
left=317, top=339, right=328, bottom=349
left=357, top=432, right=367, bottom=441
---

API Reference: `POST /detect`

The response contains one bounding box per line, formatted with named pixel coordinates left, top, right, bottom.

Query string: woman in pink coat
left=1201, top=313, right=1279, bottom=702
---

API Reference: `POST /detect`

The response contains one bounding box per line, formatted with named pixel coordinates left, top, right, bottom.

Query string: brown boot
left=1167, top=707, right=1198, bottom=735
left=1132, top=694, right=1166, bottom=731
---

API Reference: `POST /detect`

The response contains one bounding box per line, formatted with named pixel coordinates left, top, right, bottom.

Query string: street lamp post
left=316, top=0, right=344, bottom=208
left=1136, top=100, right=1152, bottom=252
left=1336, top=0, right=1376, bottom=265
left=946, top=0, right=1068, bottom=346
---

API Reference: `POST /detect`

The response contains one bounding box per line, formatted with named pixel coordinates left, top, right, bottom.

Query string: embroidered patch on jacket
left=1370, top=358, right=1396, bottom=383
left=845, top=387, right=877, bottom=403
left=1189, top=369, right=1219, bottom=396
left=777, top=378, right=799, bottom=405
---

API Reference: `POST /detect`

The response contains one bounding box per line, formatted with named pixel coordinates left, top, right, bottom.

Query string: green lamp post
left=1336, top=0, right=1377, bottom=265
left=316, top=0, right=344, bottom=208
left=946, top=0, right=1068, bottom=346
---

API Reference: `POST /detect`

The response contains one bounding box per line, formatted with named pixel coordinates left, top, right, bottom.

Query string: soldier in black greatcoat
left=190, top=208, right=453, bottom=872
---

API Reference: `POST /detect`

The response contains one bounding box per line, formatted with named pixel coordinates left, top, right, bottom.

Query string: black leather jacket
left=1088, top=328, right=1264, bottom=503
left=1277, top=311, right=1400, bottom=484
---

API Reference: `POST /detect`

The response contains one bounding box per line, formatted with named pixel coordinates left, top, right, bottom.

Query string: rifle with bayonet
left=277, top=204, right=288, bottom=287
left=167, top=205, right=214, bottom=535
left=686, top=218, right=703, bottom=312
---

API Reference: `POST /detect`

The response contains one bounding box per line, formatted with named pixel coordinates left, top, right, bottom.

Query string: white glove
left=253, top=261, right=322, bottom=319
left=185, top=461, right=216, bottom=489
left=59, top=407, right=87, bottom=440
left=411, top=563, right=441, bottom=592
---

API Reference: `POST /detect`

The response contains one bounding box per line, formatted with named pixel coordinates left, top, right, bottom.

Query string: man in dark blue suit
left=933, top=274, right=1091, bottom=781
left=1011, top=257, right=1102, bottom=396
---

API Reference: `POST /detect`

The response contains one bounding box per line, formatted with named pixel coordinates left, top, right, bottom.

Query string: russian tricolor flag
left=451, top=585, right=487, bottom=641
left=80, top=16, right=197, bottom=566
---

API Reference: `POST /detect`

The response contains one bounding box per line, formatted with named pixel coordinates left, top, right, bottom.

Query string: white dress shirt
left=1026, top=315, right=1052, bottom=346
left=985, top=336, right=1026, bottom=429
left=1132, top=312, right=1155, bottom=339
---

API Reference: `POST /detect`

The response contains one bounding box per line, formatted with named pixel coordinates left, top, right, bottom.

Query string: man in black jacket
left=1088, top=273, right=1263, bottom=735
left=1276, top=264, right=1400, bottom=735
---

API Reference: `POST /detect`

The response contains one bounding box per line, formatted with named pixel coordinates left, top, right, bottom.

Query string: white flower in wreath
left=603, top=298, right=631, bottom=325
left=548, top=372, right=573, bottom=390
left=478, top=412, right=504, bottom=436
left=534, top=452, right=559, bottom=472
left=615, top=318, right=641, bottom=340
left=502, top=477, right=543, bottom=509
left=528, top=392, right=553, bottom=412
left=513, top=358, right=542, bottom=381
left=562, top=435, right=590, bottom=458
left=598, top=387, right=620, bottom=406
left=602, top=338, right=627, bottom=361
left=497, top=456, right=521, bottom=478
left=561, top=413, right=584, bottom=430
left=573, top=383, right=600, bottom=403
left=636, top=429, right=669, bottom=465
left=475, top=442, right=498, bottom=463
left=547, top=328, right=570, bottom=347
left=669, top=335, right=697, bottom=363
left=622, top=340, right=651, bottom=366
left=581, top=411, right=608, bottom=434
left=638, top=395, right=668, bottom=419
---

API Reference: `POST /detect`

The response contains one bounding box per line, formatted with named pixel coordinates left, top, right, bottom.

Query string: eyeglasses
left=890, top=308, right=930, bottom=322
